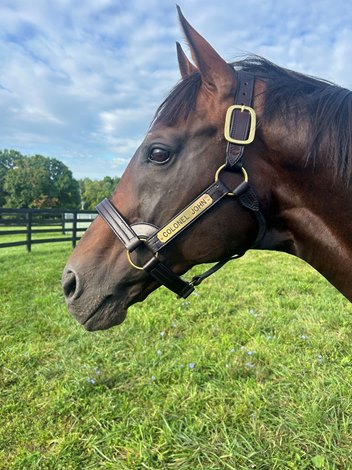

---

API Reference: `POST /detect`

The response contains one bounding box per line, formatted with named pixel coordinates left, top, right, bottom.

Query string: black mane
left=153, top=71, right=202, bottom=126
left=154, top=56, right=352, bottom=182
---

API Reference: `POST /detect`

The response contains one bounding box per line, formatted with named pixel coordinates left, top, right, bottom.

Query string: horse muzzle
left=62, top=263, right=149, bottom=330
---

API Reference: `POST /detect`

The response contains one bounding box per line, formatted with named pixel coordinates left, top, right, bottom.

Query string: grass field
left=1, top=242, right=352, bottom=469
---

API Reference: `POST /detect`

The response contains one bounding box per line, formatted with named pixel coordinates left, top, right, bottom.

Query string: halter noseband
left=96, top=71, right=266, bottom=298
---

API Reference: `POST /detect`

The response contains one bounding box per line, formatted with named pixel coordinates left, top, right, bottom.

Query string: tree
left=3, top=152, right=81, bottom=209
left=79, top=176, right=120, bottom=210
left=0, top=149, right=22, bottom=206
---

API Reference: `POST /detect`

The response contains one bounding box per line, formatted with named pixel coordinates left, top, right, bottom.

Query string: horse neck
left=259, top=160, right=352, bottom=301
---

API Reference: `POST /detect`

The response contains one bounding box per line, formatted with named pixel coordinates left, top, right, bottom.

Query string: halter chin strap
left=96, top=71, right=266, bottom=298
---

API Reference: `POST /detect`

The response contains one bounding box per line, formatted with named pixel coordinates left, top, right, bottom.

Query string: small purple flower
left=156, top=349, right=162, bottom=356
left=247, top=350, right=256, bottom=356
left=87, top=378, right=95, bottom=384
left=151, top=375, right=156, bottom=381
left=188, top=362, right=195, bottom=369
left=245, top=362, right=255, bottom=369
left=93, top=367, right=101, bottom=375
left=230, top=348, right=235, bottom=353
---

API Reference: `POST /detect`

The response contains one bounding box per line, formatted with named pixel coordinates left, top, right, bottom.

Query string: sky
left=1, top=0, right=351, bottom=180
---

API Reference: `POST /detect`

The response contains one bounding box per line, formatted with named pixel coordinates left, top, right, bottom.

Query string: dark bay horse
left=62, top=8, right=352, bottom=331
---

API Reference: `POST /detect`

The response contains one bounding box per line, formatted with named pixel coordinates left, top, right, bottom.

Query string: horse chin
left=69, top=281, right=157, bottom=331
left=65, top=293, right=124, bottom=331
left=80, top=296, right=128, bottom=331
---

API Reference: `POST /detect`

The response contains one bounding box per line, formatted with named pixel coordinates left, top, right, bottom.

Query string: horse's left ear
left=177, top=6, right=235, bottom=96
left=176, top=42, right=198, bottom=78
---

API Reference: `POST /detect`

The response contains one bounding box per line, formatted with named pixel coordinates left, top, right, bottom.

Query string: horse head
left=62, top=8, right=352, bottom=330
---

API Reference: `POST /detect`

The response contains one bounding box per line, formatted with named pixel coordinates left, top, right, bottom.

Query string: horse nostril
left=62, top=269, right=79, bottom=301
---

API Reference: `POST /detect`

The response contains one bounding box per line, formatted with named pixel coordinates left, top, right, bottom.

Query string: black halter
left=96, top=71, right=266, bottom=298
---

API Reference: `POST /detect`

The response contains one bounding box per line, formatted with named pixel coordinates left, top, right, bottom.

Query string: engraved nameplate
left=157, top=194, right=213, bottom=243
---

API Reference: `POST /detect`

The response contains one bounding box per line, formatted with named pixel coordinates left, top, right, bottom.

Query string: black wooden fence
left=0, top=207, right=97, bottom=252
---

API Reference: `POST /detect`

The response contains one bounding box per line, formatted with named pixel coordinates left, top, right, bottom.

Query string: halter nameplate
left=157, top=194, right=213, bottom=243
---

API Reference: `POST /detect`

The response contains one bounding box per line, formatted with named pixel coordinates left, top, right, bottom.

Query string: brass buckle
left=224, top=105, right=256, bottom=145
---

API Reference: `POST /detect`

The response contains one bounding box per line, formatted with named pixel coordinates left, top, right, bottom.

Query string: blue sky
left=1, top=0, right=351, bottom=180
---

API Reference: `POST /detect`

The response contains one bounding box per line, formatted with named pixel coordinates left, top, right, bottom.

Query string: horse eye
left=148, top=147, right=171, bottom=164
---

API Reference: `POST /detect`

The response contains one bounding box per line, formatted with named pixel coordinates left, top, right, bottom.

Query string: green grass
left=1, top=243, right=352, bottom=469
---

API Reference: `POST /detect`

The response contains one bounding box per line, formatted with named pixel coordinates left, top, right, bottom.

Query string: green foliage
left=0, top=149, right=120, bottom=209
left=79, top=176, right=120, bottom=209
left=2, top=151, right=81, bottom=209
left=0, top=149, right=22, bottom=206
left=1, top=246, right=352, bottom=468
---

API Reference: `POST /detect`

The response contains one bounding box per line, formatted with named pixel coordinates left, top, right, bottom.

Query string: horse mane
left=154, top=56, right=352, bottom=183
left=237, top=57, right=352, bottom=183
left=152, top=71, right=202, bottom=126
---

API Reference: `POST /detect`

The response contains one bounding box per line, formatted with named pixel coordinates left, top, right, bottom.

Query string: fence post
left=26, top=211, right=32, bottom=252
left=61, top=213, right=65, bottom=235
left=72, top=211, right=77, bottom=248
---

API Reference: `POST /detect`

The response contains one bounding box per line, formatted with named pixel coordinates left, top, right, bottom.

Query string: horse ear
left=176, top=42, right=198, bottom=78
left=177, top=6, right=235, bottom=95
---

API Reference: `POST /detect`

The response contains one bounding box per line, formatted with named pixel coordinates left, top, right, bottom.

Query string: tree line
left=0, top=149, right=120, bottom=210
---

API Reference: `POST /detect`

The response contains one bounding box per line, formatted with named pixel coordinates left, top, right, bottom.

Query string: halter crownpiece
left=96, top=71, right=266, bottom=298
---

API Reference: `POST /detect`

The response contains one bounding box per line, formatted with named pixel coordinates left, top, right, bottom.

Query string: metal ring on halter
left=214, top=163, right=227, bottom=183
left=214, top=163, right=249, bottom=196
left=126, top=237, right=159, bottom=271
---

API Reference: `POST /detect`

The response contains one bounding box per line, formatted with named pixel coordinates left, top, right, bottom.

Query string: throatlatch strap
left=190, top=253, right=244, bottom=287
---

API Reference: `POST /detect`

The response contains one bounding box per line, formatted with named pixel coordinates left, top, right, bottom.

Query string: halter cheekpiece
left=96, top=71, right=266, bottom=298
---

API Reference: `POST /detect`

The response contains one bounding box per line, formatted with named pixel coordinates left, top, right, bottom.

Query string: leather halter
left=96, top=71, right=266, bottom=298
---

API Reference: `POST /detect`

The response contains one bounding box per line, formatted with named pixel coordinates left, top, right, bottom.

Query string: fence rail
left=0, top=207, right=97, bottom=251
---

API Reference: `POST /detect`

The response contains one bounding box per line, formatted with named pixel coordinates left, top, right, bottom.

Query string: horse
left=62, top=7, right=352, bottom=331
